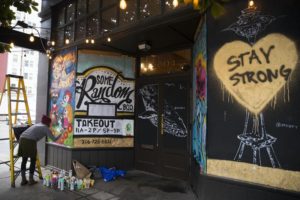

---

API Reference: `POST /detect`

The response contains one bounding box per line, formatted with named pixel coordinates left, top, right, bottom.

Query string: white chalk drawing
left=223, top=9, right=276, bottom=44
left=138, top=84, right=188, bottom=138
left=234, top=111, right=281, bottom=168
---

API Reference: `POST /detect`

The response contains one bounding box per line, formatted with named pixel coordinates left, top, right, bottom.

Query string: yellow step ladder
left=0, top=74, right=43, bottom=187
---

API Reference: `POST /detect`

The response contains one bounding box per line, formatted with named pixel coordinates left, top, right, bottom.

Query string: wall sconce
left=141, top=62, right=154, bottom=72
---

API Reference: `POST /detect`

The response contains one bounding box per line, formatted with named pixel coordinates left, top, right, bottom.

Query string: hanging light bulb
left=172, top=0, right=179, bottom=7
left=120, top=0, right=127, bottom=10
left=65, top=38, right=70, bottom=44
left=10, top=42, right=14, bottom=48
left=29, top=33, right=35, bottom=42
left=51, top=40, right=55, bottom=46
left=107, top=37, right=111, bottom=42
left=248, top=0, right=256, bottom=9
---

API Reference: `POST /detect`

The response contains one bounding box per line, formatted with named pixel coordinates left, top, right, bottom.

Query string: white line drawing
left=138, top=84, right=188, bottom=138
left=234, top=110, right=281, bottom=168
left=223, top=9, right=276, bottom=44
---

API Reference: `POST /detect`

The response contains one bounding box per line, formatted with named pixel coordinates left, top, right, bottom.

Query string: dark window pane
left=101, top=7, right=117, bottom=34
left=140, top=49, right=191, bottom=76
left=75, top=19, right=86, bottom=40
left=66, top=3, right=75, bottom=22
left=102, top=0, right=118, bottom=8
left=77, top=0, right=87, bottom=18
left=164, top=0, right=186, bottom=13
left=119, top=0, right=137, bottom=26
left=53, top=28, right=64, bottom=46
left=87, top=14, right=99, bottom=37
left=65, top=25, right=74, bottom=41
left=57, top=8, right=65, bottom=26
left=140, top=0, right=161, bottom=19
left=88, top=0, right=98, bottom=13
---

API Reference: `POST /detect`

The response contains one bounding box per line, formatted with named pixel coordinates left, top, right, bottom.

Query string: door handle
left=161, top=114, right=164, bottom=135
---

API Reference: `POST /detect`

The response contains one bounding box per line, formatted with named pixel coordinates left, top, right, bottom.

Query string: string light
left=120, top=0, right=127, bottom=10
left=172, top=0, right=179, bottom=7
left=29, top=33, right=35, bottom=42
left=91, top=39, right=95, bottom=44
left=65, top=38, right=70, bottom=44
left=51, top=41, right=55, bottom=46
left=85, top=39, right=90, bottom=44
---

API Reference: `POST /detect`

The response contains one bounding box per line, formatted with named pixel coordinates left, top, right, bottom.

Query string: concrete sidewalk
left=0, top=165, right=197, bottom=200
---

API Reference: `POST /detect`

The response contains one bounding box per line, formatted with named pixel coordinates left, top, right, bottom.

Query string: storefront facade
left=37, top=0, right=300, bottom=199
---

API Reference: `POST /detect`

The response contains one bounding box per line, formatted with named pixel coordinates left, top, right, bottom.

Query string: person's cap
left=41, top=115, right=51, bottom=126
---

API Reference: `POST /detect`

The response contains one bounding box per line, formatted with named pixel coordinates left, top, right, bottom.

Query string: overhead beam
left=0, top=27, right=47, bottom=53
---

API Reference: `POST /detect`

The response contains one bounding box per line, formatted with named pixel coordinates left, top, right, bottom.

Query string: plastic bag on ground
left=99, top=166, right=126, bottom=182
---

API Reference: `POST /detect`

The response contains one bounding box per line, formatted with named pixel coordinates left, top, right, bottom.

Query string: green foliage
left=210, top=0, right=226, bottom=18
left=0, top=0, right=38, bottom=53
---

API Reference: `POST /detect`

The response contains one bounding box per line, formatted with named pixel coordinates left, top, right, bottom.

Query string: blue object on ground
left=99, top=167, right=126, bottom=182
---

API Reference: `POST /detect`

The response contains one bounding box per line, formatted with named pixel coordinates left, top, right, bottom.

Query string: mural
left=192, top=22, right=207, bottom=173
left=223, top=9, right=277, bottom=44
left=207, top=2, right=300, bottom=191
left=74, top=66, right=135, bottom=148
left=48, top=48, right=76, bottom=146
left=138, top=84, right=188, bottom=138
left=75, top=66, right=135, bottom=114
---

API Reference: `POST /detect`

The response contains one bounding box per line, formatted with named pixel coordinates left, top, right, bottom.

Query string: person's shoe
left=21, top=170, right=28, bottom=186
left=28, top=173, right=38, bottom=185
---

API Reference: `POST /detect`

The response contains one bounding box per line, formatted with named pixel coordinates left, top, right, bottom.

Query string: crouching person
left=18, top=115, right=61, bottom=185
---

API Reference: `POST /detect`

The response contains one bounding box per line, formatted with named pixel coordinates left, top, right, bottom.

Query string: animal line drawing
left=138, top=84, right=188, bottom=138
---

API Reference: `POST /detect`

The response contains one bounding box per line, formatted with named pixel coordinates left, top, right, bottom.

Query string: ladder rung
left=0, top=119, right=8, bottom=121
left=11, top=100, right=25, bottom=102
left=4, top=87, right=21, bottom=91
left=11, top=113, right=28, bottom=115
left=0, top=138, right=9, bottom=141
left=6, top=74, right=23, bottom=79
left=0, top=114, right=8, bottom=116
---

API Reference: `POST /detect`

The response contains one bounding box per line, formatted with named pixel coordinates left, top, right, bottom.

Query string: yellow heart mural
left=214, top=33, right=298, bottom=114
